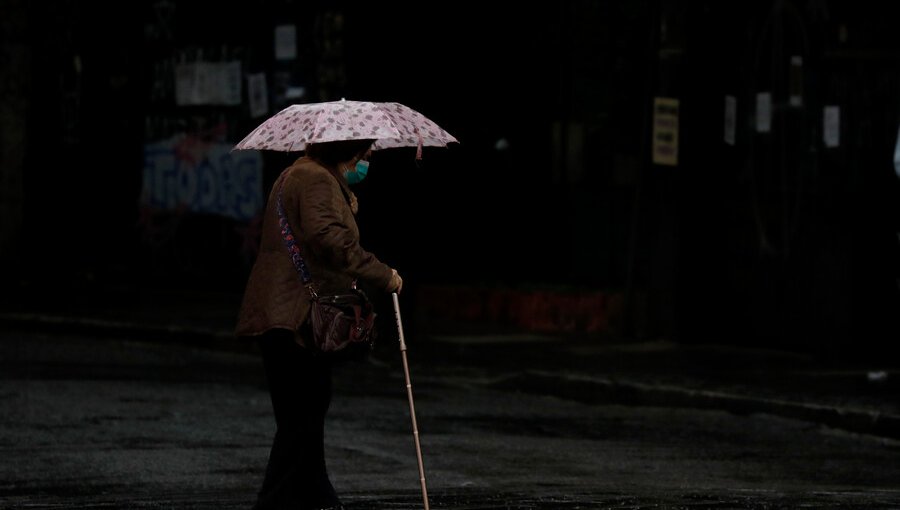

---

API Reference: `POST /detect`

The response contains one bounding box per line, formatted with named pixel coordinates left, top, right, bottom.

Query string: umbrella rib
left=372, top=102, right=415, bottom=150
left=309, top=105, right=326, bottom=147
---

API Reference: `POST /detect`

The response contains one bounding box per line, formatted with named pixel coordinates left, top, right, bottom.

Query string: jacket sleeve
left=293, top=171, right=394, bottom=290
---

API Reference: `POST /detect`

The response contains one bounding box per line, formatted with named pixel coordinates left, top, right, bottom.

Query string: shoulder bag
left=275, top=175, right=377, bottom=359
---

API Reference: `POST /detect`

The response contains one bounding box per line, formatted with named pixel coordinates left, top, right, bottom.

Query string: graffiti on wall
left=141, top=132, right=263, bottom=221
left=138, top=130, right=265, bottom=282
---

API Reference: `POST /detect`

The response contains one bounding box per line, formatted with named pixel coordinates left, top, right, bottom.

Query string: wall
left=2, top=0, right=897, bottom=354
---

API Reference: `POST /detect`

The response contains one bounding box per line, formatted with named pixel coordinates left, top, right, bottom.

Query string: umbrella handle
left=392, top=292, right=430, bottom=510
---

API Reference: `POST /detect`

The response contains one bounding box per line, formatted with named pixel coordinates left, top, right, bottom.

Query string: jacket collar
left=294, top=156, right=356, bottom=208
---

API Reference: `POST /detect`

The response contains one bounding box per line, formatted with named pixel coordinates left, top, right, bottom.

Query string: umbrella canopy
left=233, top=99, right=458, bottom=153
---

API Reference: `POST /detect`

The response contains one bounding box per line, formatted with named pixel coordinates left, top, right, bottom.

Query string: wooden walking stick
left=392, top=292, right=430, bottom=510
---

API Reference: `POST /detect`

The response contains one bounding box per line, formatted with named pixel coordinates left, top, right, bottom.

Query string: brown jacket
left=235, top=156, right=394, bottom=345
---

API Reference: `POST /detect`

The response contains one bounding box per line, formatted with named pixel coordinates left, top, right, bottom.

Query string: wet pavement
left=10, top=490, right=900, bottom=509
left=1, top=285, right=900, bottom=509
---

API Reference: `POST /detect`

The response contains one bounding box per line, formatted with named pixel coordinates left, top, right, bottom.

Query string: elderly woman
left=236, top=138, right=403, bottom=510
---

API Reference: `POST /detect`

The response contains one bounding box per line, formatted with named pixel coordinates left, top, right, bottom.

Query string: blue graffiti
left=142, top=137, right=263, bottom=221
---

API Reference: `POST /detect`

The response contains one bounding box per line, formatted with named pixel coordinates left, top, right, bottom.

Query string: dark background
left=1, top=0, right=898, bottom=358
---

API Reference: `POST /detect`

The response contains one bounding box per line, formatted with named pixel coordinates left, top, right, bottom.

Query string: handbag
left=275, top=175, right=377, bottom=359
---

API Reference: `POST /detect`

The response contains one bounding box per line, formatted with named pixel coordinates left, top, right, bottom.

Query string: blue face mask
left=344, top=160, right=369, bottom=185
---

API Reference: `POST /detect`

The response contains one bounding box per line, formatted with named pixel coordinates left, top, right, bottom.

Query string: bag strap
left=275, top=171, right=358, bottom=297
left=275, top=174, right=317, bottom=297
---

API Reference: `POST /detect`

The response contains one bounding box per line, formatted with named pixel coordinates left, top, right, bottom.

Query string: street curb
left=0, top=312, right=253, bottom=353
left=499, top=371, right=900, bottom=441
left=4, top=313, right=899, bottom=441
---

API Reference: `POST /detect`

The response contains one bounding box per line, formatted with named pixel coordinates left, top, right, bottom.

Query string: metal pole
left=392, top=292, right=430, bottom=510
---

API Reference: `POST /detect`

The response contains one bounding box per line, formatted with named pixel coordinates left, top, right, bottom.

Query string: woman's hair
left=306, top=139, right=375, bottom=167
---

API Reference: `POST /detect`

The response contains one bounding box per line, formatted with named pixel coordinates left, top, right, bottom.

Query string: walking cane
left=391, top=292, right=430, bottom=510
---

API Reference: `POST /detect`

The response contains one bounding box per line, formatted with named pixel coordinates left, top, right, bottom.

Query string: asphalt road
left=2, top=329, right=900, bottom=509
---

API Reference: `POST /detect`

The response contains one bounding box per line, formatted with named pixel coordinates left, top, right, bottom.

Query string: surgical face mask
left=344, top=159, right=369, bottom=185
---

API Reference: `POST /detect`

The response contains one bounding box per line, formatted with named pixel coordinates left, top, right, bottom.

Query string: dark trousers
left=253, top=329, right=340, bottom=510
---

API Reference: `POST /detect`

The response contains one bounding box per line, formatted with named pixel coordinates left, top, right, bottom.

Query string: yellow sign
left=652, top=97, right=679, bottom=166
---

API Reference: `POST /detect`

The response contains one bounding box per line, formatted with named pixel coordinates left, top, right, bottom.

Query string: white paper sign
left=275, top=25, right=297, bottom=60
left=823, top=106, right=840, bottom=148
left=652, top=97, right=679, bottom=166
left=174, top=62, right=242, bottom=106
left=756, top=92, right=772, bottom=133
left=789, top=56, right=803, bottom=107
left=220, top=61, right=242, bottom=105
left=285, top=86, right=306, bottom=100
left=724, top=95, right=736, bottom=146
left=893, top=125, right=900, bottom=179
left=247, top=73, right=269, bottom=118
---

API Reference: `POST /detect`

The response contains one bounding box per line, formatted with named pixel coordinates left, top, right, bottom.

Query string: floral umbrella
left=232, top=99, right=458, bottom=157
